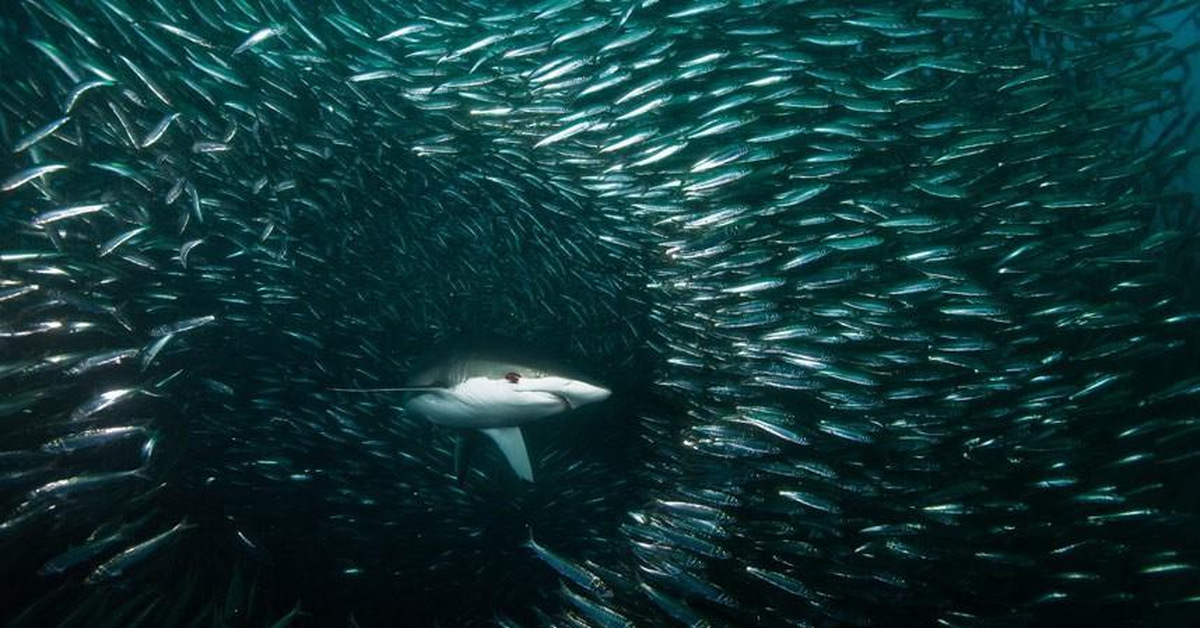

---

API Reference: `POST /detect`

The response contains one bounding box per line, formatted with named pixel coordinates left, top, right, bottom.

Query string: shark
left=334, top=353, right=611, bottom=482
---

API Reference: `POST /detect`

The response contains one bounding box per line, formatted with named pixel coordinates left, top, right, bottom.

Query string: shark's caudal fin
left=480, top=427, right=533, bottom=482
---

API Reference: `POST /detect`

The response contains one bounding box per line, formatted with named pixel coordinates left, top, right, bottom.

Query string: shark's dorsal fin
left=480, top=427, right=534, bottom=482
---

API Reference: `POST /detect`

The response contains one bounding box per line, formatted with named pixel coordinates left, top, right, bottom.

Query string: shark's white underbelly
left=402, top=378, right=568, bottom=429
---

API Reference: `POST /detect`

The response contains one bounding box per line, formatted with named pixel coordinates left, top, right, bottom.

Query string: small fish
left=2, top=164, right=68, bottom=192
left=65, top=349, right=140, bottom=375
left=376, top=24, right=429, bottom=41
left=140, top=334, right=173, bottom=371
left=150, top=315, right=216, bottom=337
left=179, top=239, right=203, bottom=268
left=31, top=203, right=110, bottom=227
left=70, top=388, right=139, bottom=421
left=42, top=426, right=147, bottom=454
left=62, top=78, right=115, bottom=112
left=559, top=584, right=634, bottom=628
left=233, top=26, right=285, bottom=55
left=139, top=112, right=180, bottom=148
left=39, top=527, right=130, bottom=575
left=150, top=21, right=213, bottom=48
left=98, top=227, right=148, bottom=257
left=86, top=519, right=195, bottom=583
left=12, top=116, right=71, bottom=153
left=526, top=533, right=613, bottom=599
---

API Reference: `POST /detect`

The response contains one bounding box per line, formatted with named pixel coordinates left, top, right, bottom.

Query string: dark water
left=2, top=2, right=1200, bottom=628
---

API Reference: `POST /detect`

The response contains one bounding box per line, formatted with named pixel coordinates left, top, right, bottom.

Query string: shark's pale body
left=338, top=354, right=611, bottom=482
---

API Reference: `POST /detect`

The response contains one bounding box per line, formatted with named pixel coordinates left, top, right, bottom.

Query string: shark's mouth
left=550, top=392, right=574, bottom=410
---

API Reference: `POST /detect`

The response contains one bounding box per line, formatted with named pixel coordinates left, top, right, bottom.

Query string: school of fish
left=2, top=1, right=1200, bottom=627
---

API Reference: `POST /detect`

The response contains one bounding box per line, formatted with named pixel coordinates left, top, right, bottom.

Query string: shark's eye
left=505, top=372, right=521, bottom=383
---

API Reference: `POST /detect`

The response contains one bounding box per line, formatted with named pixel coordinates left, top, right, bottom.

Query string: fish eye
left=505, top=372, right=521, bottom=383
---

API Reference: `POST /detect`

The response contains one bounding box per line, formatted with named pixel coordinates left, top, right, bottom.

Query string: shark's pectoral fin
left=480, top=427, right=534, bottom=482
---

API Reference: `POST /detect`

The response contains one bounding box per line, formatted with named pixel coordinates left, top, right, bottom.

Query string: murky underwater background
left=2, top=1, right=1200, bottom=627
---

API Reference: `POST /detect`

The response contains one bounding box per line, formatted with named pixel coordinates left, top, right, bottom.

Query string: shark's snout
left=514, top=375, right=610, bottom=410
